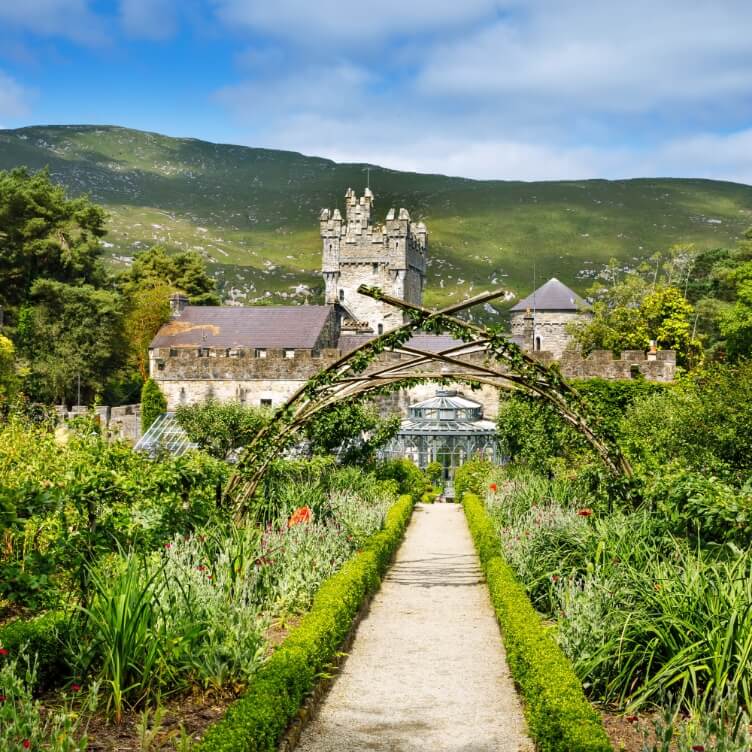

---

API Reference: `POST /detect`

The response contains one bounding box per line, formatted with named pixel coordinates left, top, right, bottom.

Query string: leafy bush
left=462, top=492, right=611, bottom=752
left=140, top=378, right=166, bottom=433
left=196, top=494, right=415, bottom=752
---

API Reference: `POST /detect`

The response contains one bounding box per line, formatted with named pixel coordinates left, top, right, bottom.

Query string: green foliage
left=0, top=611, right=68, bottom=690
left=0, top=167, right=107, bottom=315
left=0, top=334, right=18, bottom=402
left=462, top=491, right=611, bottom=752
left=175, top=401, right=269, bottom=460
left=196, top=494, right=415, bottom=752
left=373, top=458, right=431, bottom=497
left=303, top=401, right=400, bottom=464
left=453, top=457, right=495, bottom=499
left=569, top=277, right=700, bottom=368
left=17, top=279, right=126, bottom=404
left=121, top=245, right=220, bottom=305
left=140, top=378, right=166, bottom=432
left=0, top=650, right=97, bottom=751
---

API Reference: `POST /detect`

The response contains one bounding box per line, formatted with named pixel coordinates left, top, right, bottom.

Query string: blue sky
left=1, top=0, right=752, bottom=183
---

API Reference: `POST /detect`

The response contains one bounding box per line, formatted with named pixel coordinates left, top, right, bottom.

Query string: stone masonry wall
left=511, top=310, right=588, bottom=359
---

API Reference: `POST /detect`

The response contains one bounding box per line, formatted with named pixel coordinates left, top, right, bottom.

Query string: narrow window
left=260, top=398, right=272, bottom=408
left=372, top=262, right=378, bottom=272
left=535, top=336, right=541, bottom=352
left=179, top=387, right=186, bottom=404
left=339, top=289, right=345, bottom=301
left=255, top=348, right=267, bottom=359
left=377, top=323, right=383, bottom=335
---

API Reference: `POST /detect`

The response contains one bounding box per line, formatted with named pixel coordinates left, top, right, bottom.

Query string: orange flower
left=288, top=506, right=313, bottom=527
left=576, top=508, right=593, bottom=517
left=489, top=482, right=498, bottom=493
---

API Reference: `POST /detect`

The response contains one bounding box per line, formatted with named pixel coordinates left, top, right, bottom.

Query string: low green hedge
left=197, top=493, right=415, bottom=752
left=462, top=492, right=611, bottom=752
left=0, top=610, right=68, bottom=690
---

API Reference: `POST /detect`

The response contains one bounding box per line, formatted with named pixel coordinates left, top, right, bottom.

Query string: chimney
left=170, top=293, right=189, bottom=319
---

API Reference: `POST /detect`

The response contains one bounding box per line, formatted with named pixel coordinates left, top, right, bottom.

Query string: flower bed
left=196, top=493, right=415, bottom=752
left=462, top=491, right=611, bottom=752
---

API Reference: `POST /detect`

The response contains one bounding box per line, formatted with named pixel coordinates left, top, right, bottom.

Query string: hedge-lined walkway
left=296, top=503, right=533, bottom=752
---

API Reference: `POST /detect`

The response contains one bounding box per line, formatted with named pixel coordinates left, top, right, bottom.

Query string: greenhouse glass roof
left=134, top=413, right=197, bottom=456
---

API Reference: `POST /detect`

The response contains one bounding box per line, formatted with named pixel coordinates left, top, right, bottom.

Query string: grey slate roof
left=510, top=278, right=588, bottom=312
left=150, top=305, right=333, bottom=349
left=410, top=391, right=482, bottom=411
left=337, top=333, right=469, bottom=355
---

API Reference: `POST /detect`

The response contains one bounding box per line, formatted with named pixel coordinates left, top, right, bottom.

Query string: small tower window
left=339, top=289, right=345, bottom=301
left=372, top=262, right=378, bottom=272
left=377, top=323, right=383, bottom=335
left=179, top=387, right=186, bottom=404
left=535, top=336, right=542, bottom=351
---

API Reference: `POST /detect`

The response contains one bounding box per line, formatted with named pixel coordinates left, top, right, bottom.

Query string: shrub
left=0, top=611, right=68, bottom=691
left=196, top=494, right=415, bottom=752
left=140, top=378, right=166, bottom=433
left=462, top=492, right=611, bottom=752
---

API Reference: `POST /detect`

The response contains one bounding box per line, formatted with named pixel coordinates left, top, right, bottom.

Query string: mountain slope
left=1, top=124, right=751, bottom=309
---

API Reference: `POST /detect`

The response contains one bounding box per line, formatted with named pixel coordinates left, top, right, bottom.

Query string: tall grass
left=485, top=469, right=752, bottom=714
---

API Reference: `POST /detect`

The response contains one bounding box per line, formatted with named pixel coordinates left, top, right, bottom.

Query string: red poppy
left=197, top=565, right=206, bottom=572
left=691, top=747, right=705, bottom=752
left=288, top=506, right=312, bottom=527
left=71, top=684, right=81, bottom=692
left=551, top=575, right=560, bottom=583
left=23, top=741, right=30, bottom=750
left=489, top=482, right=498, bottom=493
left=0, top=694, right=6, bottom=701
left=164, top=543, right=172, bottom=549
left=0, top=648, right=8, bottom=656
left=626, top=715, right=638, bottom=723
left=576, top=508, right=593, bottom=517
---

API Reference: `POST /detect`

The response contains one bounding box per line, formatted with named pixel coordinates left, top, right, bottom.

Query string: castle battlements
left=320, top=188, right=427, bottom=333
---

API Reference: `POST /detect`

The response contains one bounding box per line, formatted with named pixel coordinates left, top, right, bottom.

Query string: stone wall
left=55, top=403, right=142, bottom=443
left=533, top=349, right=676, bottom=382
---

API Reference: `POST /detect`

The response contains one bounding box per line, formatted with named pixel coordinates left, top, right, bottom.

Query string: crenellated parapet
left=319, top=188, right=428, bottom=332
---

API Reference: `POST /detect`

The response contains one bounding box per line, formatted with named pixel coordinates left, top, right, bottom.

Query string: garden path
left=295, top=503, right=533, bottom=752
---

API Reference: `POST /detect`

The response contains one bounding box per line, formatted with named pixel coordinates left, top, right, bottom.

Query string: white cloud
left=211, top=0, right=503, bottom=45
left=0, top=0, right=107, bottom=44
left=119, top=0, right=177, bottom=40
left=0, top=70, right=31, bottom=119
left=417, top=1, right=752, bottom=113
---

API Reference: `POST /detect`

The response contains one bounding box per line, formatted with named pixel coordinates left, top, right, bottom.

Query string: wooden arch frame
left=225, top=285, right=632, bottom=519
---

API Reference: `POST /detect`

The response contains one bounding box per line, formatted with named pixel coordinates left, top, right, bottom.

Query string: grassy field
left=2, top=124, right=751, bottom=310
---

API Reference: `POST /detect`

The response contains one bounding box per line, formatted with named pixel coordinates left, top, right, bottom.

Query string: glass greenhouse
left=381, top=390, right=499, bottom=484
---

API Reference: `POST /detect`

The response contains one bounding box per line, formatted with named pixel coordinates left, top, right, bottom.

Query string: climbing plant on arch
left=225, top=285, right=633, bottom=519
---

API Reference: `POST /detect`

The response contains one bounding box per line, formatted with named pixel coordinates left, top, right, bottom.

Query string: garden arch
left=225, top=285, right=632, bottom=520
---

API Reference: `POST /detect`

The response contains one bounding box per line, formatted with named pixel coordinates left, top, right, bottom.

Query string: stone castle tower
left=320, top=187, right=427, bottom=334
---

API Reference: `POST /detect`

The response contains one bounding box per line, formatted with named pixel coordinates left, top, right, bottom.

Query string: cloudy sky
left=1, top=0, right=752, bottom=183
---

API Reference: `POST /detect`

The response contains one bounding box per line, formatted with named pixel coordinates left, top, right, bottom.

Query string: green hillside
left=1, top=124, right=751, bottom=310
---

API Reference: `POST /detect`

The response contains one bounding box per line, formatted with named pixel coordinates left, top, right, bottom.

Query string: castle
left=147, top=188, right=675, bottom=418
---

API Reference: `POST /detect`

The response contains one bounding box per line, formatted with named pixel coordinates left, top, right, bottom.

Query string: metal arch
left=225, top=286, right=632, bottom=520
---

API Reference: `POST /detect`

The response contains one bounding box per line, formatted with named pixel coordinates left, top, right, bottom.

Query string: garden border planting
left=462, top=491, right=612, bottom=752
left=196, top=492, right=415, bottom=752
left=0, top=610, right=68, bottom=690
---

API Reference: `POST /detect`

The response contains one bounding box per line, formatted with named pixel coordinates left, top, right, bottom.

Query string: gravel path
left=295, top=503, right=533, bottom=752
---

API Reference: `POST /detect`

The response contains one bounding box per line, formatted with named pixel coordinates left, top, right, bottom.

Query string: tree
left=174, top=401, right=269, bottom=459
left=303, top=401, right=400, bottom=464
left=0, top=168, right=107, bottom=318
left=141, top=378, right=167, bottom=432
left=0, top=334, right=17, bottom=402
left=121, top=245, right=219, bottom=305
left=569, top=278, right=700, bottom=368
left=719, top=261, right=752, bottom=361
left=17, top=280, right=125, bottom=404
left=125, top=283, right=172, bottom=381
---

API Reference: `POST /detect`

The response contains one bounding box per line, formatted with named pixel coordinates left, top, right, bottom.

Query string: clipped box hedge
left=0, top=610, right=69, bottom=690
left=462, top=492, right=611, bottom=752
left=197, top=493, right=415, bottom=752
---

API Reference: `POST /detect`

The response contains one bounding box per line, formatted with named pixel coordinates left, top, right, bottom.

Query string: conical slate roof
left=510, top=278, right=587, bottom=312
